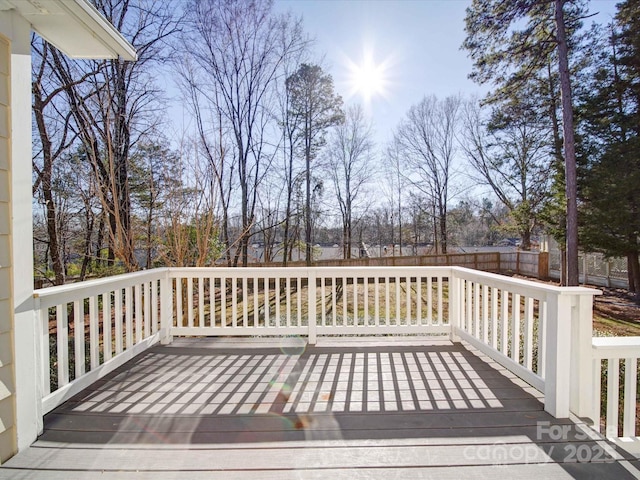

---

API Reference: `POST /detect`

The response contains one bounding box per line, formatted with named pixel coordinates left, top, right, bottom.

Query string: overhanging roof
left=0, top=0, right=137, bottom=60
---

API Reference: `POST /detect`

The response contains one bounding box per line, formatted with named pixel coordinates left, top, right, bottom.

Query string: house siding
left=0, top=33, right=15, bottom=463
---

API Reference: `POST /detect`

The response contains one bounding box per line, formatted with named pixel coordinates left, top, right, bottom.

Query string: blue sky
left=275, top=0, right=620, bottom=148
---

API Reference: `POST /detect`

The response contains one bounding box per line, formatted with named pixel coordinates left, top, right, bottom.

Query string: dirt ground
left=512, top=275, right=640, bottom=336
left=591, top=286, right=640, bottom=336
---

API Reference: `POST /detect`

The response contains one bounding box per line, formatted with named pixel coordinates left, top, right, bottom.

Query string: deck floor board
left=1, top=338, right=638, bottom=479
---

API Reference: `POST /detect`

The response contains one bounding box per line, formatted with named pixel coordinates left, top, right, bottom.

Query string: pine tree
left=286, top=64, right=344, bottom=265
left=578, top=1, right=640, bottom=292
left=463, top=0, right=588, bottom=285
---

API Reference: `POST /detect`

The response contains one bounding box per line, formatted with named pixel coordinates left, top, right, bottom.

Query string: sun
left=345, top=48, right=392, bottom=104
left=350, top=56, right=386, bottom=101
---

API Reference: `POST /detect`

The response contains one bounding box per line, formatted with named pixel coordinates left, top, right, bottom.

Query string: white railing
left=169, top=267, right=451, bottom=342
left=34, top=268, right=169, bottom=414
left=449, top=267, right=599, bottom=418
left=592, top=337, right=640, bottom=438
left=37, top=265, right=633, bottom=436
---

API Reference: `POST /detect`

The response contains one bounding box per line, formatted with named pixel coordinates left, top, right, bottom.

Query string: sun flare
left=351, top=57, right=385, bottom=100
left=345, top=49, right=392, bottom=103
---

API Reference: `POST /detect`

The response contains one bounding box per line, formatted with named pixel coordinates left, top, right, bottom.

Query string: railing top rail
left=592, top=336, right=640, bottom=359
left=593, top=336, right=640, bottom=347
left=34, top=268, right=167, bottom=308
left=450, top=266, right=602, bottom=297
left=32, top=264, right=602, bottom=310
left=167, top=265, right=453, bottom=276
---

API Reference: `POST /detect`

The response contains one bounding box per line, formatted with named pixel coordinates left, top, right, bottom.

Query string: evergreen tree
left=463, top=0, right=588, bottom=285
left=578, top=1, right=640, bottom=292
left=286, top=63, right=344, bottom=265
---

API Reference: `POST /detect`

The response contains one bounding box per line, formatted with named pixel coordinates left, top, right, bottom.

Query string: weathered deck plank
left=0, top=440, right=624, bottom=469
left=0, top=463, right=626, bottom=480
left=1, top=338, right=638, bottom=479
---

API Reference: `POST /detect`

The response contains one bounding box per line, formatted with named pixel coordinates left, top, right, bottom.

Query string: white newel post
left=160, top=269, right=173, bottom=344
left=544, top=291, right=573, bottom=418
left=449, top=269, right=461, bottom=342
left=544, top=287, right=600, bottom=419
left=308, top=270, right=317, bottom=345
left=569, top=292, right=596, bottom=419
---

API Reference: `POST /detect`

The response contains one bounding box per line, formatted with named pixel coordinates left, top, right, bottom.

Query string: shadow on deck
left=1, top=337, right=638, bottom=479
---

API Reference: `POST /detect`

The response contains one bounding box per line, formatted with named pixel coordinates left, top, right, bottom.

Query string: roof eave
left=15, top=0, right=137, bottom=61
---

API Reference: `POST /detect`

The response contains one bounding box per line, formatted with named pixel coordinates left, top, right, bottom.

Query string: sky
left=275, top=0, right=620, bottom=149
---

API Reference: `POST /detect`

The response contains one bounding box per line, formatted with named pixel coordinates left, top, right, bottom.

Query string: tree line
left=31, top=0, right=640, bottom=292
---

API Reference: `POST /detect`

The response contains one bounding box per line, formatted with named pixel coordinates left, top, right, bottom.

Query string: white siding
left=0, top=33, right=15, bottom=464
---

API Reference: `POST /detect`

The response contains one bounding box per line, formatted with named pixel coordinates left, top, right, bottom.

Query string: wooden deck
left=1, top=337, right=638, bottom=479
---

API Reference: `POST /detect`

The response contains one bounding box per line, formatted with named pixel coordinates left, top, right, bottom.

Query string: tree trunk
left=397, top=190, right=402, bottom=256
left=112, top=60, right=137, bottom=272
left=240, top=151, right=249, bottom=266
left=43, top=174, right=64, bottom=285
left=33, top=83, right=65, bottom=285
left=555, top=0, right=579, bottom=286
left=560, top=244, right=567, bottom=286
left=305, top=142, right=312, bottom=266
left=79, top=208, right=95, bottom=282
left=628, top=252, right=640, bottom=294
left=439, top=201, right=447, bottom=254
left=94, top=212, right=106, bottom=271
left=107, top=207, right=117, bottom=266
left=440, top=216, right=447, bottom=254
left=521, top=228, right=532, bottom=251
left=343, top=223, right=349, bottom=259
left=146, top=201, right=153, bottom=269
left=390, top=212, right=395, bottom=255
left=548, top=61, right=568, bottom=286
left=344, top=205, right=352, bottom=259
left=432, top=202, right=438, bottom=254
left=282, top=147, right=295, bottom=267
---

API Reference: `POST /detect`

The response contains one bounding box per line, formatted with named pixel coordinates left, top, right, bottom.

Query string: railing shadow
left=39, top=340, right=636, bottom=478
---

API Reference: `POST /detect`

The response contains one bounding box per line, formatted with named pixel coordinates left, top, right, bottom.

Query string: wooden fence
left=257, top=251, right=550, bottom=280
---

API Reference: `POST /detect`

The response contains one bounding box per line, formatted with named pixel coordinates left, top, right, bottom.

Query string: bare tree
left=326, top=105, right=375, bottom=258
left=276, top=47, right=311, bottom=266
left=461, top=99, right=551, bottom=250
left=158, top=139, right=222, bottom=267
left=46, top=0, right=178, bottom=271
left=182, top=0, right=305, bottom=266
left=384, top=138, right=409, bottom=255
left=279, top=85, right=302, bottom=266
left=176, top=57, right=236, bottom=265
left=394, top=95, right=461, bottom=254
left=32, top=39, right=80, bottom=284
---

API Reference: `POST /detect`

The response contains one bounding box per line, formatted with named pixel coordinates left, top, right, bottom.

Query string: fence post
left=308, top=269, right=317, bottom=345
left=449, top=268, right=461, bottom=342
left=544, top=291, right=572, bottom=418
left=538, top=252, right=549, bottom=280
left=583, top=255, right=589, bottom=285
left=160, top=268, right=173, bottom=345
